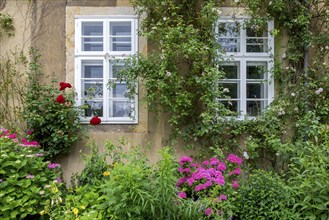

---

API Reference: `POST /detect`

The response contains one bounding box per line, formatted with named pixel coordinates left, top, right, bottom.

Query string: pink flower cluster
left=48, top=163, right=61, bottom=169
left=227, top=154, right=243, bottom=165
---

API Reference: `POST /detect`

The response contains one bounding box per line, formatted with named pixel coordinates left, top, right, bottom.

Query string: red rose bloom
left=90, top=116, right=101, bottom=125
left=56, top=94, right=65, bottom=103
left=59, top=82, right=72, bottom=91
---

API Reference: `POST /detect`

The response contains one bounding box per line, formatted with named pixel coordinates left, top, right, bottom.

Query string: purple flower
left=189, top=163, right=199, bottom=167
left=21, top=138, right=27, bottom=143
left=27, top=130, right=32, bottom=135
left=202, top=160, right=209, bottom=166
left=57, top=177, right=62, bottom=183
left=232, top=180, right=239, bottom=189
left=210, top=157, right=220, bottom=166
left=0, top=179, right=3, bottom=183
left=233, top=167, right=241, bottom=175
left=227, top=154, right=243, bottom=165
left=48, top=163, right=61, bottom=169
left=176, top=177, right=187, bottom=187
left=217, top=162, right=226, bottom=171
left=26, top=174, right=35, bottom=179
left=204, top=207, right=213, bottom=216
left=179, top=156, right=193, bottom=165
left=8, top=133, right=16, bottom=139
left=178, top=167, right=191, bottom=173
left=186, top=177, right=195, bottom=186
left=178, top=191, right=186, bottom=199
left=218, top=194, right=227, bottom=201
left=36, top=153, right=44, bottom=157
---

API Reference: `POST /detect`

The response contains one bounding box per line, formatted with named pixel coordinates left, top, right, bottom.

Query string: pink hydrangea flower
left=218, top=194, right=227, bottom=201
left=8, top=133, right=16, bottom=139
left=232, top=180, right=239, bottom=189
left=179, top=156, right=193, bottom=165
left=176, top=177, right=187, bottom=187
left=178, top=191, right=187, bottom=199
left=204, top=207, right=213, bottom=216
left=202, top=160, right=209, bottom=166
left=217, top=162, right=226, bottom=171
left=233, top=167, right=241, bottom=175
left=227, top=154, right=243, bottom=165
left=186, top=177, right=195, bottom=186
left=210, top=157, right=220, bottom=166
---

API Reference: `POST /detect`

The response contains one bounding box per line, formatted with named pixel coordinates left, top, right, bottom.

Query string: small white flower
left=285, top=66, right=290, bottom=70
left=234, top=0, right=239, bottom=2
left=278, top=109, right=285, bottom=116
left=294, top=107, right=299, bottom=111
left=166, top=71, right=171, bottom=77
left=269, top=1, right=272, bottom=5
left=163, top=17, right=167, bottom=21
left=325, top=46, right=329, bottom=50
left=39, top=190, right=45, bottom=195
left=223, top=88, right=230, bottom=93
left=291, top=92, right=296, bottom=97
left=315, top=88, right=323, bottom=95
left=276, top=152, right=280, bottom=156
left=243, top=151, right=249, bottom=160
left=281, top=53, right=287, bottom=59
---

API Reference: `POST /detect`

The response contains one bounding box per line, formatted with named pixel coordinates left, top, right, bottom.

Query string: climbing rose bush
left=0, top=128, right=63, bottom=219
left=176, top=154, right=243, bottom=218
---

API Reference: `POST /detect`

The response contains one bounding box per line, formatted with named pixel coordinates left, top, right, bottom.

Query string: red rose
left=59, top=82, right=72, bottom=91
left=90, top=116, right=101, bottom=125
left=56, top=94, right=65, bottom=103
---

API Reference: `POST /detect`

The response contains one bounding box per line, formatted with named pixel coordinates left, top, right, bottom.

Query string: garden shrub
left=176, top=153, right=243, bottom=219
left=234, top=169, right=294, bottom=219
left=0, top=128, right=63, bottom=219
left=23, top=49, right=82, bottom=159
left=288, top=125, right=329, bottom=219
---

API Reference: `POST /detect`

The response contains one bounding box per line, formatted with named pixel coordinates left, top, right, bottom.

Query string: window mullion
left=240, top=22, right=246, bottom=54
left=240, top=60, right=247, bottom=116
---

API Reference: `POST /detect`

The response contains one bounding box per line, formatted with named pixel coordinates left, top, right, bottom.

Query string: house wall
left=1, top=0, right=288, bottom=182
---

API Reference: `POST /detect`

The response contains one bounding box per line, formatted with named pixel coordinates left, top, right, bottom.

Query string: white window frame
left=75, top=16, right=138, bottom=124
left=217, top=18, right=274, bottom=119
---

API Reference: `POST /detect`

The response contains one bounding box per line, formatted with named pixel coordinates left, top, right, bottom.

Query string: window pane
left=247, top=100, right=267, bottom=116
left=112, top=84, right=127, bottom=98
left=111, top=101, right=133, bottom=117
left=247, top=62, right=267, bottom=79
left=84, top=101, right=103, bottom=117
left=82, top=81, right=103, bottom=98
left=247, top=83, right=267, bottom=99
left=110, top=22, right=132, bottom=51
left=217, top=22, right=240, bottom=52
left=220, top=63, right=240, bottom=79
left=246, top=26, right=268, bottom=53
left=82, top=61, right=103, bottom=78
left=220, top=101, right=239, bottom=113
left=221, top=83, right=239, bottom=98
left=82, top=22, right=103, bottom=51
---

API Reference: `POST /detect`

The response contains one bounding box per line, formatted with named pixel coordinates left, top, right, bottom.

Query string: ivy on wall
left=0, top=12, right=14, bottom=39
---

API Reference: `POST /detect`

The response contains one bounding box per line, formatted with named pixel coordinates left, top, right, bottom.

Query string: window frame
left=75, top=16, right=138, bottom=124
left=217, top=18, right=274, bottom=119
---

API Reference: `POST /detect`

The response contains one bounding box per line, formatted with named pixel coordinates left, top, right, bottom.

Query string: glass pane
left=82, top=22, right=103, bottom=51
left=246, top=26, right=268, bottom=53
left=220, top=83, right=239, bottom=98
left=247, top=101, right=267, bottom=116
left=247, top=62, right=267, bottom=79
left=217, top=22, right=240, bottom=52
left=220, top=63, right=239, bottom=79
left=112, top=84, right=127, bottom=98
left=82, top=81, right=103, bottom=98
left=82, top=22, right=103, bottom=36
left=111, top=101, right=133, bottom=117
left=220, top=101, right=239, bottom=112
left=110, top=22, right=131, bottom=36
left=247, top=83, right=267, bottom=99
left=110, top=22, right=132, bottom=52
left=84, top=101, right=103, bottom=117
left=82, top=61, right=103, bottom=78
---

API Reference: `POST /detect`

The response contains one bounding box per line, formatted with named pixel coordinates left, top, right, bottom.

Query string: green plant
left=234, top=169, right=294, bottom=219
left=0, top=13, right=14, bottom=39
left=287, top=125, right=329, bottom=219
left=23, top=48, right=82, bottom=159
left=0, top=129, right=63, bottom=219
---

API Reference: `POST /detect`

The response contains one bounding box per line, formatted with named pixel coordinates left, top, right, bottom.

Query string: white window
left=75, top=17, right=138, bottom=124
left=216, top=18, right=274, bottom=118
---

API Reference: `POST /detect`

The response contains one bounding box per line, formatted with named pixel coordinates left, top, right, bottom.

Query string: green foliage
left=124, top=0, right=234, bottom=148
left=288, top=125, right=329, bottom=219
left=234, top=169, right=294, bottom=219
left=23, top=48, right=82, bottom=159
left=0, top=13, right=14, bottom=39
left=0, top=132, right=63, bottom=219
